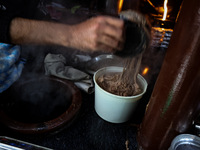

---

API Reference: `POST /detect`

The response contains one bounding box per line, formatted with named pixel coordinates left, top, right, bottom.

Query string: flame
left=147, top=0, right=155, bottom=8
left=142, top=67, right=149, bottom=75
left=162, top=0, right=168, bottom=21
left=118, top=0, right=124, bottom=14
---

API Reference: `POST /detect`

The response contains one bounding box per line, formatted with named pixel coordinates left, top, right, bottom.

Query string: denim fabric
left=0, top=43, right=25, bottom=93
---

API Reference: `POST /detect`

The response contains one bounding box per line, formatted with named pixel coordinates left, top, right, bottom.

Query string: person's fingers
left=95, top=16, right=124, bottom=41
left=97, top=34, right=124, bottom=51
left=104, top=16, right=124, bottom=29
left=71, top=16, right=125, bottom=52
left=95, top=20, right=124, bottom=51
left=96, top=43, right=113, bottom=52
left=98, top=34, right=118, bottom=48
left=101, top=24, right=124, bottom=42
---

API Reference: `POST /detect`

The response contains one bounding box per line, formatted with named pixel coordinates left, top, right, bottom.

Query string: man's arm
left=10, top=18, right=72, bottom=47
left=9, top=16, right=124, bottom=52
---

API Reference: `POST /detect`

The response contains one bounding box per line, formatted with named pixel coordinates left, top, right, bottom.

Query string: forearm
left=10, top=17, right=73, bottom=47
left=9, top=16, right=124, bottom=52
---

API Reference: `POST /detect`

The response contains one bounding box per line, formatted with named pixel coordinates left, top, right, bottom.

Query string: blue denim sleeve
left=0, top=43, right=26, bottom=93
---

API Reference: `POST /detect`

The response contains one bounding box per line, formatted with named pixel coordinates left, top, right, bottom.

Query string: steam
left=3, top=71, right=73, bottom=123
left=3, top=44, right=82, bottom=123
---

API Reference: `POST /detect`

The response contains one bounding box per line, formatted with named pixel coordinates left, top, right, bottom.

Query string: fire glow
left=118, top=0, right=124, bottom=14
left=142, top=67, right=149, bottom=75
left=162, top=0, right=168, bottom=21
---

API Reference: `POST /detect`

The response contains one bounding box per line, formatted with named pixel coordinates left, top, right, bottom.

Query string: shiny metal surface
left=169, top=134, right=200, bottom=150
left=0, top=136, right=52, bottom=150
left=85, top=54, right=123, bottom=74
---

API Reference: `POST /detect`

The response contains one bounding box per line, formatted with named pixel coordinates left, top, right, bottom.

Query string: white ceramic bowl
left=93, top=66, right=147, bottom=123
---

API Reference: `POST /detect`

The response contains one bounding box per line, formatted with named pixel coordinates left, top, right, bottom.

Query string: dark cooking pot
left=0, top=75, right=82, bottom=134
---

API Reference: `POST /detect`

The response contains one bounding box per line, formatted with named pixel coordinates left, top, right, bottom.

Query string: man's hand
left=68, top=16, right=124, bottom=52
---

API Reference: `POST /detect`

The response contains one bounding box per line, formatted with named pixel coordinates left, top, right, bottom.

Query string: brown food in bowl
left=97, top=72, right=142, bottom=96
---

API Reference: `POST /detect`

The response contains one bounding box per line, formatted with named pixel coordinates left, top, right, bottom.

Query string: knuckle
left=93, top=22, right=102, bottom=33
left=96, top=16, right=105, bottom=22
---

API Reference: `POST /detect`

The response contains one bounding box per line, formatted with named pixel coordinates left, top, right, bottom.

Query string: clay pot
left=0, top=76, right=82, bottom=134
